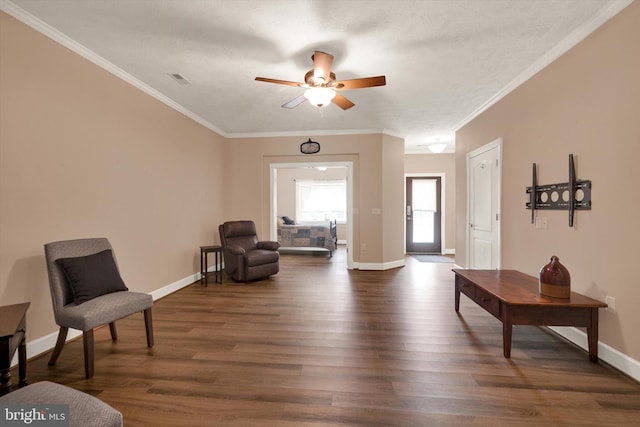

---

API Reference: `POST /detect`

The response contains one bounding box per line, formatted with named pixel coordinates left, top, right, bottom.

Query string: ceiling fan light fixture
left=256, top=50, right=385, bottom=110
left=304, top=87, right=336, bottom=108
left=428, top=143, right=447, bottom=153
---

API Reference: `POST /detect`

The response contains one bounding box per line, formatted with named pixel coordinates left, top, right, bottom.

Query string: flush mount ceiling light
left=428, top=143, right=447, bottom=153
left=304, top=87, right=336, bottom=108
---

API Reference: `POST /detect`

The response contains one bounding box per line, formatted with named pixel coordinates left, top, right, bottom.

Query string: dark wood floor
left=16, top=248, right=640, bottom=426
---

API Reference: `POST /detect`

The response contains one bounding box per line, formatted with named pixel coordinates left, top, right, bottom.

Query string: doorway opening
left=270, top=162, right=354, bottom=269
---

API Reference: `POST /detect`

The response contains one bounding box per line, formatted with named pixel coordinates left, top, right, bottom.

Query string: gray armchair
left=0, top=381, right=123, bottom=427
left=219, top=221, right=280, bottom=282
left=44, top=238, right=153, bottom=379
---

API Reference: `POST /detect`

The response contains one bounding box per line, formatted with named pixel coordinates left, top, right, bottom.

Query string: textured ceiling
left=2, top=0, right=631, bottom=153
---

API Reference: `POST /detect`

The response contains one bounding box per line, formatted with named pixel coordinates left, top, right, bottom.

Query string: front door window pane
left=412, top=179, right=436, bottom=243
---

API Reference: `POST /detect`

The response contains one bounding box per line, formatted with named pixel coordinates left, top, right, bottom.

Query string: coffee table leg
left=502, top=306, right=512, bottom=358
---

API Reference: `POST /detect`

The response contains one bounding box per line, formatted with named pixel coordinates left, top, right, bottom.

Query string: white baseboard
left=548, top=326, right=640, bottom=382
left=19, top=329, right=83, bottom=366
left=150, top=272, right=200, bottom=301
left=356, top=258, right=406, bottom=270
left=152, top=262, right=223, bottom=300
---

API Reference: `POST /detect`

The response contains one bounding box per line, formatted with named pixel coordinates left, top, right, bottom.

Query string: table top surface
left=0, top=302, right=30, bottom=338
left=452, top=269, right=607, bottom=307
left=200, top=245, right=222, bottom=251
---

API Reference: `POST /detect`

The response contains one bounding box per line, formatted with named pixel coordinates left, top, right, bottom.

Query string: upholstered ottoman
left=0, top=381, right=122, bottom=427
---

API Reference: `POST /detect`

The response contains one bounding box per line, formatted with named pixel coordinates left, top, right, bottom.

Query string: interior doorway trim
left=269, top=161, right=354, bottom=269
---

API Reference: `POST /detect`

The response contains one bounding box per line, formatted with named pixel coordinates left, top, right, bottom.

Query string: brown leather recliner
left=219, top=220, right=280, bottom=282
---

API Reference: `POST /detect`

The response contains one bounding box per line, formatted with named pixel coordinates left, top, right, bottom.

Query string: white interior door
left=467, top=139, right=502, bottom=269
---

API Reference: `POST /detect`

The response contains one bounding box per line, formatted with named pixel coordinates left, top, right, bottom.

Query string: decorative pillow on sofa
left=55, top=249, right=128, bottom=304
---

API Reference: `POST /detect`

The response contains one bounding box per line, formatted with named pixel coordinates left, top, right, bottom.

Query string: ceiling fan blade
left=282, top=95, right=307, bottom=109
left=255, top=77, right=303, bottom=87
left=334, top=76, right=386, bottom=90
left=332, top=93, right=355, bottom=110
left=312, top=51, right=334, bottom=83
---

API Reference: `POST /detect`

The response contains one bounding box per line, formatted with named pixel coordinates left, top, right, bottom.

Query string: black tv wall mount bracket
left=525, top=154, right=592, bottom=227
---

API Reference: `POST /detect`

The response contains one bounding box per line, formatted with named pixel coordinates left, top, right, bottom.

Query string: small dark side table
left=0, top=302, right=30, bottom=395
left=200, top=245, right=223, bottom=285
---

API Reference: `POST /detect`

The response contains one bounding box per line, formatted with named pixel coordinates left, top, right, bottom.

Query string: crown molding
left=0, top=0, right=228, bottom=137
left=2, top=1, right=410, bottom=143
left=453, top=0, right=634, bottom=132
left=227, top=128, right=401, bottom=139
left=9, top=0, right=624, bottom=145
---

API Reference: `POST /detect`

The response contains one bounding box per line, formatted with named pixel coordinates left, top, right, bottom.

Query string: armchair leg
left=48, top=327, right=68, bottom=366
left=144, top=308, right=154, bottom=348
left=83, top=329, right=95, bottom=379
left=108, top=322, right=118, bottom=341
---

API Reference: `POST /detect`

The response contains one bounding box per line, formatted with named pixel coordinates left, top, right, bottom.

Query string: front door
left=406, top=177, right=441, bottom=253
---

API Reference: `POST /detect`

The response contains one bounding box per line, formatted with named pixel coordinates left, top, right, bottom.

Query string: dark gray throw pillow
left=282, top=216, right=295, bottom=225
left=56, top=249, right=128, bottom=304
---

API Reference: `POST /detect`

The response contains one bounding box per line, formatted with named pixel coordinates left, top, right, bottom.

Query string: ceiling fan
left=255, top=51, right=386, bottom=110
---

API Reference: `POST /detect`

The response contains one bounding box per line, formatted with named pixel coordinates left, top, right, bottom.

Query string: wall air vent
left=169, top=73, right=190, bottom=85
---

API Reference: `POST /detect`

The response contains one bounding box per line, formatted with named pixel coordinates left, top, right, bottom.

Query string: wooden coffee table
left=452, top=269, right=607, bottom=362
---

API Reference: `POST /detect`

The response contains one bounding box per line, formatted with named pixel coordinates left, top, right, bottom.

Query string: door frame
left=404, top=173, right=446, bottom=254
left=270, top=161, right=354, bottom=269
left=466, top=138, right=502, bottom=269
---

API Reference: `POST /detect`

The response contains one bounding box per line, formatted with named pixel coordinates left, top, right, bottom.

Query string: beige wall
left=455, top=2, right=640, bottom=360
left=382, top=134, right=405, bottom=263
left=0, top=12, right=225, bottom=340
left=405, top=153, right=456, bottom=254
left=224, top=133, right=405, bottom=266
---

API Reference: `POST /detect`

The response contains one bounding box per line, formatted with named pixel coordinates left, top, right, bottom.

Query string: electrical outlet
left=541, top=217, right=548, bottom=229
left=361, top=243, right=367, bottom=251
left=605, top=296, right=616, bottom=313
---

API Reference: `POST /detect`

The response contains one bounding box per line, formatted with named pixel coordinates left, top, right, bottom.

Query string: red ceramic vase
left=539, top=255, right=571, bottom=298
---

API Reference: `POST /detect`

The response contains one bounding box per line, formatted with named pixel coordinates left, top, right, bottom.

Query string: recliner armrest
left=227, top=245, right=246, bottom=255
left=257, top=241, right=280, bottom=251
